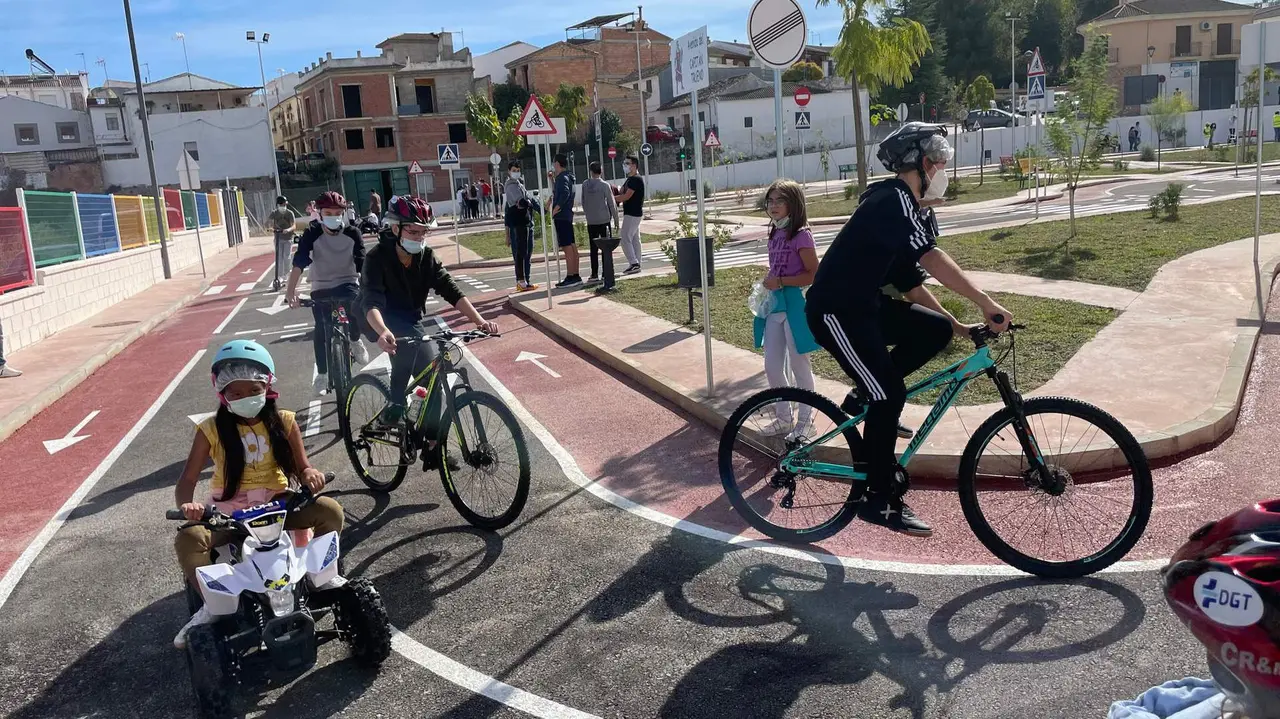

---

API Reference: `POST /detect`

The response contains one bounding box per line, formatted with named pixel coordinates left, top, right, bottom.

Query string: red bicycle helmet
left=1163, top=499, right=1280, bottom=717
left=315, top=190, right=348, bottom=210
left=385, top=195, right=434, bottom=226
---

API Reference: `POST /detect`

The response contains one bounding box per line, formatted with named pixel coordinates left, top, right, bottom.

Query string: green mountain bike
left=340, top=329, right=531, bottom=530
left=719, top=320, right=1152, bottom=578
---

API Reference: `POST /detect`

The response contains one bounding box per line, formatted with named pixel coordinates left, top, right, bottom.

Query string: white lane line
left=0, top=350, right=207, bottom=610
left=233, top=328, right=261, bottom=336
left=256, top=262, right=275, bottom=285
left=204, top=285, right=226, bottom=296
left=236, top=282, right=257, bottom=292
left=213, top=297, right=250, bottom=335
left=278, top=332, right=305, bottom=340
left=454, top=325, right=1168, bottom=577
left=304, top=400, right=321, bottom=437
left=284, top=322, right=309, bottom=329
left=391, top=631, right=601, bottom=719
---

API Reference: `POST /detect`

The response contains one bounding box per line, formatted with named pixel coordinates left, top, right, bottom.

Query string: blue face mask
left=321, top=215, right=344, bottom=231
left=400, top=238, right=425, bottom=254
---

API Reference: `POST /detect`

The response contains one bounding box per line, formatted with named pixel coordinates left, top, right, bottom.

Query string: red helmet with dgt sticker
left=1163, top=499, right=1280, bottom=717
left=315, top=191, right=348, bottom=210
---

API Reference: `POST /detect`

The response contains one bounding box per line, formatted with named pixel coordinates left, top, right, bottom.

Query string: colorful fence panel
left=163, top=188, right=184, bottom=232
left=194, top=193, right=211, bottom=228
left=180, top=191, right=197, bottom=230
left=23, top=191, right=82, bottom=267
left=208, top=194, right=222, bottom=226
left=114, top=195, right=147, bottom=250
left=0, top=208, right=35, bottom=293
left=237, top=190, right=245, bottom=218
left=77, top=193, right=121, bottom=258
left=141, top=196, right=161, bottom=244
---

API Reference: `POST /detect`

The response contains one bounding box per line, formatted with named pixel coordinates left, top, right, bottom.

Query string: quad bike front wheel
left=336, top=578, right=392, bottom=667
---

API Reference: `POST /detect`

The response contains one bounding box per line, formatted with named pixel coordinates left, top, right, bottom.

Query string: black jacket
left=360, top=230, right=465, bottom=327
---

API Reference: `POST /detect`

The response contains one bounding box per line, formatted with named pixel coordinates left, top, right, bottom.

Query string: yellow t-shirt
left=198, top=410, right=297, bottom=498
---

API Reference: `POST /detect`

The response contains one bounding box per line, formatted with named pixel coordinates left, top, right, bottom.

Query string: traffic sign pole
left=536, top=135, right=552, bottom=309
left=449, top=168, right=460, bottom=265
left=692, top=85, right=713, bottom=397
left=774, top=69, right=784, bottom=179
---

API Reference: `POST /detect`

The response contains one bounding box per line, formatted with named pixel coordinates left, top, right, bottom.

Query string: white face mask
left=321, top=215, right=344, bottom=231
left=510, top=171, right=521, bottom=180
left=227, top=393, right=267, bottom=419
left=773, top=216, right=791, bottom=230
left=400, top=238, right=425, bottom=254
left=924, top=164, right=948, bottom=201
left=623, top=163, right=633, bottom=173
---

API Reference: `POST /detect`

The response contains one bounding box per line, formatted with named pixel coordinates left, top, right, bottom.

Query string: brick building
left=295, top=33, right=487, bottom=215
left=505, top=13, right=670, bottom=134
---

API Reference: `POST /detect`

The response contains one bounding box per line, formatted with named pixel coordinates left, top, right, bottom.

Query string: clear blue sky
left=7, top=0, right=850, bottom=88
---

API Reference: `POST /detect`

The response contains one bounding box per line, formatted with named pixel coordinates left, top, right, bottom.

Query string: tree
left=965, top=75, right=996, bottom=110
left=614, top=129, right=641, bottom=157
left=1045, top=33, right=1115, bottom=238
left=1149, top=92, right=1193, bottom=169
left=492, top=82, right=531, bottom=120
left=817, top=0, right=933, bottom=189
left=782, top=61, right=825, bottom=82
left=463, top=93, right=526, bottom=158
left=539, top=83, right=590, bottom=141
left=1023, top=0, right=1075, bottom=83
left=587, top=108, right=624, bottom=148
left=1241, top=66, right=1279, bottom=158
left=881, top=0, right=949, bottom=112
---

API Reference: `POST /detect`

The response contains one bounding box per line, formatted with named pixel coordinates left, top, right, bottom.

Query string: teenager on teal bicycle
left=805, top=122, right=1010, bottom=538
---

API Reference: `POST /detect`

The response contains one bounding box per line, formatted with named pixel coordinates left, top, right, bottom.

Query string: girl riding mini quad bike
left=168, top=340, right=391, bottom=718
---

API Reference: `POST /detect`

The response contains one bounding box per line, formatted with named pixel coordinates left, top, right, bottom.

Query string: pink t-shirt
left=767, top=226, right=816, bottom=278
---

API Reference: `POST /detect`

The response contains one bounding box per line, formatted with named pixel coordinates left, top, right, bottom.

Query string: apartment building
left=0, top=73, right=89, bottom=112
left=1082, top=0, right=1253, bottom=111
left=0, top=95, right=100, bottom=191
left=295, top=33, right=486, bottom=215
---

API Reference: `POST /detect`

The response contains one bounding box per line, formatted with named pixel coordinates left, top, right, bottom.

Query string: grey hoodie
left=580, top=177, right=619, bottom=226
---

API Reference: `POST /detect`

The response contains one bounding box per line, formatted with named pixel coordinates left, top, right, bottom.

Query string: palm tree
left=815, top=0, right=932, bottom=189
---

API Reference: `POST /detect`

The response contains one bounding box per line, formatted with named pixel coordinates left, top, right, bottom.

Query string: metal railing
left=1171, top=41, right=1203, bottom=58
left=1213, top=39, right=1241, bottom=57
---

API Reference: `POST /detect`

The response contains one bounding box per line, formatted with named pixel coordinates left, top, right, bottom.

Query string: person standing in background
left=0, top=316, right=20, bottom=378
left=480, top=178, right=492, bottom=218
left=581, top=161, right=620, bottom=291
left=504, top=161, right=539, bottom=292
left=369, top=189, right=382, bottom=218
left=268, top=196, right=296, bottom=291
left=548, top=154, right=581, bottom=288
left=456, top=185, right=469, bottom=221
left=615, top=155, right=645, bottom=275
left=467, top=182, right=480, bottom=221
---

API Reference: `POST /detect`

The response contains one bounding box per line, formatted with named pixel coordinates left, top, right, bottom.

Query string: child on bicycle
left=754, top=179, right=819, bottom=439
left=171, top=340, right=343, bottom=649
left=361, top=196, right=498, bottom=469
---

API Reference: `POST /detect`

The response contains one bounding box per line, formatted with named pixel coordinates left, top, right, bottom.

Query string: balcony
left=1107, top=47, right=1120, bottom=63
left=1171, top=41, right=1203, bottom=59
left=1212, top=39, right=1241, bottom=57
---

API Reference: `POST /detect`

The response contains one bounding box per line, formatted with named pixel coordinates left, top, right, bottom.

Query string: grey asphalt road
left=0, top=275, right=1214, bottom=719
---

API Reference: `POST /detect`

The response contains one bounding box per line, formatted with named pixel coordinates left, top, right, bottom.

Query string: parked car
left=646, top=124, right=679, bottom=143
left=964, top=109, right=1020, bottom=131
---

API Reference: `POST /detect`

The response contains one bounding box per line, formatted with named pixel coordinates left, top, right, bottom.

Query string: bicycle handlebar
left=969, top=315, right=1028, bottom=346
left=298, top=298, right=349, bottom=308
left=165, top=473, right=335, bottom=523
left=394, top=329, right=497, bottom=346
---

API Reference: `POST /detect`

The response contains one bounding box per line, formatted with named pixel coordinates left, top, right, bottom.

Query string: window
left=56, top=122, right=80, bottom=143
left=1218, top=23, right=1234, bottom=55
left=303, top=97, right=313, bottom=127
left=37, top=93, right=57, bottom=106
left=375, top=127, right=395, bottom=148
left=414, top=80, right=435, bottom=113
left=105, top=115, right=120, bottom=131
left=744, top=117, right=753, bottom=128
left=1175, top=25, right=1192, bottom=56
left=14, top=124, right=38, bottom=145
left=415, top=173, right=435, bottom=198
left=326, top=132, right=335, bottom=152
left=448, top=122, right=467, bottom=143
left=646, top=79, right=653, bottom=92
left=341, top=84, right=363, bottom=118
left=319, top=88, right=327, bottom=121
left=345, top=128, right=365, bottom=149
left=184, top=141, right=199, bottom=161
left=667, top=116, right=676, bottom=129
left=698, top=111, right=705, bottom=124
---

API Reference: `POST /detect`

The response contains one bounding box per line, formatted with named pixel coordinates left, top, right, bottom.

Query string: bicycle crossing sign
left=437, top=144, right=460, bottom=169
left=794, top=110, right=811, bottom=130
left=515, top=95, right=556, bottom=136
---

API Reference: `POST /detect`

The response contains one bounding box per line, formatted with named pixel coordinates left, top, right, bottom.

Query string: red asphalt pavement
left=0, top=254, right=272, bottom=579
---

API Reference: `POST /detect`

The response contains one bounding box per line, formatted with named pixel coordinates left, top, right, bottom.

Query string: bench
left=999, top=155, right=1016, bottom=173
left=838, top=163, right=856, bottom=180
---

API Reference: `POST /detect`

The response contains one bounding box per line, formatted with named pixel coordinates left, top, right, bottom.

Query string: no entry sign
left=794, top=86, right=811, bottom=106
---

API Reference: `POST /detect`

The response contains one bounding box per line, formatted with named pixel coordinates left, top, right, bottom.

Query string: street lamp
left=1006, top=13, right=1019, bottom=113
left=1146, top=45, right=1156, bottom=76
left=629, top=6, right=652, bottom=198
left=247, top=30, right=282, bottom=197
left=173, top=32, right=192, bottom=88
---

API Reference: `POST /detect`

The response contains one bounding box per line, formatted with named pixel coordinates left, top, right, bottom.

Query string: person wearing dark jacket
left=286, top=191, right=369, bottom=395
left=361, top=196, right=498, bottom=465
left=547, top=154, right=580, bottom=287
left=503, top=160, right=540, bottom=291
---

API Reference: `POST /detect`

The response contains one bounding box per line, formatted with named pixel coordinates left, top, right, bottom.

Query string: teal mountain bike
left=719, top=321, right=1152, bottom=578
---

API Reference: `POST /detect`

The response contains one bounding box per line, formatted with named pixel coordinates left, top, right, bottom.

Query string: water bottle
left=406, top=385, right=428, bottom=421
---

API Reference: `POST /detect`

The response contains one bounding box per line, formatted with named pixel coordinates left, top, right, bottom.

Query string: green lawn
left=744, top=178, right=1024, bottom=219
left=608, top=266, right=1115, bottom=405
left=941, top=194, right=1280, bottom=291
left=454, top=226, right=664, bottom=260
left=1157, top=141, right=1280, bottom=164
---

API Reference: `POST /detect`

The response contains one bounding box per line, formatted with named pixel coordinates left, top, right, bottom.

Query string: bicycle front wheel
left=342, top=374, right=410, bottom=492
left=958, top=396, right=1153, bottom=578
left=719, top=387, right=865, bottom=544
left=439, top=390, right=530, bottom=530
left=330, top=335, right=352, bottom=398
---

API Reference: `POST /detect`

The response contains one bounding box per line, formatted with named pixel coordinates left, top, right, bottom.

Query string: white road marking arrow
left=515, top=351, right=560, bottom=378
left=188, top=411, right=216, bottom=425
left=257, top=294, right=290, bottom=316
left=43, top=410, right=100, bottom=454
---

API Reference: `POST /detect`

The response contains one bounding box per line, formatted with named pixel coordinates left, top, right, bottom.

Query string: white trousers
left=620, top=214, right=643, bottom=266
left=763, top=313, right=814, bottom=425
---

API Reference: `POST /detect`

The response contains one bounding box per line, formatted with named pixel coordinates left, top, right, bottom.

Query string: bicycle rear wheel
left=342, top=374, right=410, bottom=492
left=438, top=390, right=530, bottom=530
left=719, top=387, right=865, bottom=544
left=957, top=396, right=1152, bottom=578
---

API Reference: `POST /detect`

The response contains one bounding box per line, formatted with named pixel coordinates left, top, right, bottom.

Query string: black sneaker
left=594, top=285, right=617, bottom=294
left=585, top=275, right=600, bottom=284
left=858, top=493, right=933, bottom=537
left=840, top=392, right=914, bottom=439
left=623, top=264, right=641, bottom=275
left=555, top=275, right=583, bottom=288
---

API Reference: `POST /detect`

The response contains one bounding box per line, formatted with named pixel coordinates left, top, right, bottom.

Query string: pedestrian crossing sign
left=1028, top=74, right=1046, bottom=101
left=437, top=144, right=460, bottom=169
left=795, top=110, right=811, bottom=130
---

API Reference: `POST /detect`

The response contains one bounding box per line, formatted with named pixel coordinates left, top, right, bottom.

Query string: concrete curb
left=509, top=256, right=1280, bottom=478
left=0, top=247, right=272, bottom=445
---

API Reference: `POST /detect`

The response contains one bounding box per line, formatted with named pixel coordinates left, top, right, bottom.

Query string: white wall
left=473, top=42, right=538, bottom=85
left=102, top=98, right=274, bottom=187
left=708, top=90, right=869, bottom=160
